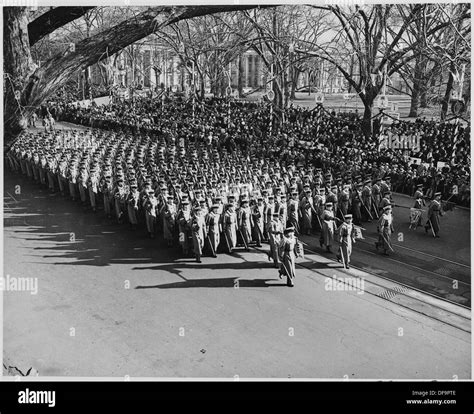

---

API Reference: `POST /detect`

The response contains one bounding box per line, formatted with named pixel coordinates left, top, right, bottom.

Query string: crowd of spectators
left=45, top=96, right=470, bottom=207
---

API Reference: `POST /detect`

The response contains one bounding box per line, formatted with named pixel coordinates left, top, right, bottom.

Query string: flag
left=451, top=119, right=461, bottom=163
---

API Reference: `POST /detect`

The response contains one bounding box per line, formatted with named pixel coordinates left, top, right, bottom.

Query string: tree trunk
left=4, top=5, right=265, bottom=143
left=3, top=7, right=36, bottom=143
left=361, top=89, right=377, bottom=138
left=408, top=66, right=421, bottom=117
left=290, top=68, right=299, bottom=100
left=441, top=61, right=456, bottom=120
left=409, top=55, right=429, bottom=117
left=420, top=88, right=428, bottom=108
left=362, top=104, right=374, bottom=138
left=84, top=66, right=92, bottom=99
left=199, top=72, right=205, bottom=100
left=237, top=53, right=243, bottom=98
left=348, top=55, right=354, bottom=93
left=28, top=7, right=95, bottom=47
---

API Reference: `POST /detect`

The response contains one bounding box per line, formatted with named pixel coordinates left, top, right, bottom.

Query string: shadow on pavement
left=136, top=277, right=287, bottom=289
left=4, top=171, right=285, bottom=277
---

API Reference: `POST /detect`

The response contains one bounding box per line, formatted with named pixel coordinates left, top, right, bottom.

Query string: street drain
left=376, top=285, right=408, bottom=301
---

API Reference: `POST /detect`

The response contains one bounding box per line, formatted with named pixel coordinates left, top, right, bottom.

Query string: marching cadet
left=57, top=156, right=68, bottom=196
left=114, top=178, right=127, bottom=223
left=251, top=196, right=264, bottom=247
left=39, top=152, right=47, bottom=186
left=127, top=183, right=140, bottom=229
left=313, top=187, right=325, bottom=227
left=336, top=214, right=357, bottom=269
left=372, top=178, right=382, bottom=217
left=287, top=176, right=297, bottom=194
left=144, top=188, right=158, bottom=238
left=88, top=166, right=100, bottom=212
left=214, top=195, right=224, bottom=215
left=411, top=184, right=425, bottom=229
left=206, top=189, right=214, bottom=210
left=338, top=185, right=350, bottom=218
left=361, top=179, right=372, bottom=222
left=274, top=187, right=283, bottom=210
left=278, top=193, right=288, bottom=229
left=320, top=202, right=337, bottom=253
left=163, top=195, right=177, bottom=247
left=32, top=150, right=40, bottom=182
left=379, top=190, right=391, bottom=214
left=102, top=175, right=114, bottom=219
left=267, top=212, right=283, bottom=268
left=21, top=148, right=32, bottom=178
left=300, top=187, right=314, bottom=235
left=78, top=162, right=89, bottom=204
left=263, top=194, right=275, bottom=240
left=67, top=158, right=78, bottom=201
left=238, top=198, right=252, bottom=250
left=191, top=207, right=206, bottom=263
left=278, top=226, right=303, bottom=287
left=198, top=198, right=208, bottom=216
left=223, top=202, right=238, bottom=253
left=206, top=204, right=221, bottom=257
left=326, top=185, right=338, bottom=217
left=46, top=155, right=57, bottom=193
left=177, top=200, right=192, bottom=255
left=287, top=191, right=300, bottom=234
left=413, top=184, right=425, bottom=208
left=312, top=182, right=320, bottom=199
left=425, top=192, right=444, bottom=238
left=380, top=176, right=392, bottom=201
left=375, top=205, right=394, bottom=255
left=351, top=184, right=363, bottom=225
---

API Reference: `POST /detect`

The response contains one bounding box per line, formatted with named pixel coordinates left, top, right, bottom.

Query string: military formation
left=7, top=99, right=450, bottom=287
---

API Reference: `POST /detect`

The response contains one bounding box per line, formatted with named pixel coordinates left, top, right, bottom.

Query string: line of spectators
left=46, top=96, right=470, bottom=207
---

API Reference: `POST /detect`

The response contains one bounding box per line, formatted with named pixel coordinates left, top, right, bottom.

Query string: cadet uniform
left=336, top=214, right=357, bottom=269
left=206, top=204, right=221, bottom=256
left=278, top=226, right=302, bottom=287
left=425, top=192, right=443, bottom=238
left=320, top=202, right=337, bottom=253
left=375, top=205, right=394, bottom=255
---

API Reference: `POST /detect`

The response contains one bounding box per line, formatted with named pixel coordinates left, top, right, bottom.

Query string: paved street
left=299, top=193, right=471, bottom=307
left=3, top=169, right=470, bottom=379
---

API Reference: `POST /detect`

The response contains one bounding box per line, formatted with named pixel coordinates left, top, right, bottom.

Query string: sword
left=361, top=199, right=374, bottom=220
left=428, top=219, right=436, bottom=238
left=207, top=234, right=216, bottom=256
left=238, top=229, right=249, bottom=250
left=371, top=195, right=380, bottom=218
left=380, top=231, right=395, bottom=252
left=338, top=246, right=346, bottom=268
left=223, top=227, right=232, bottom=253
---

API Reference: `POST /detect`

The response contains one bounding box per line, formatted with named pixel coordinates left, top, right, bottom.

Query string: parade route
left=3, top=170, right=470, bottom=379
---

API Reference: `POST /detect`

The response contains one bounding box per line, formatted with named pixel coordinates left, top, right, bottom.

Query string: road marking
left=6, top=191, right=18, bottom=203
left=348, top=243, right=470, bottom=286
left=361, top=236, right=470, bottom=268
left=300, top=246, right=471, bottom=312
left=304, top=244, right=470, bottom=288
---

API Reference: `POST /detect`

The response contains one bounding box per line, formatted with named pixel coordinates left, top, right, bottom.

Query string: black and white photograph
left=2, top=1, right=471, bottom=387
